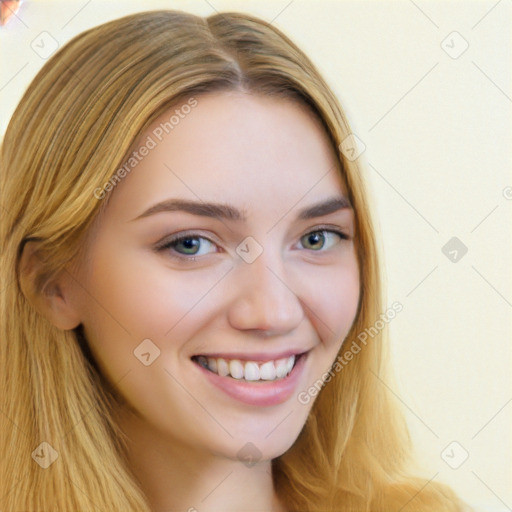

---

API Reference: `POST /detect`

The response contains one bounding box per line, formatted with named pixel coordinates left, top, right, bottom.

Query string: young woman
left=0, top=9, right=469, bottom=512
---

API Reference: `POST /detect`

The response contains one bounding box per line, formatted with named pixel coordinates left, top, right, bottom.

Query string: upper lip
left=192, top=348, right=310, bottom=362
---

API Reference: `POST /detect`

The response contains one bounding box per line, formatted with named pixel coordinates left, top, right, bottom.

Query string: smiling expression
left=66, top=91, right=360, bottom=460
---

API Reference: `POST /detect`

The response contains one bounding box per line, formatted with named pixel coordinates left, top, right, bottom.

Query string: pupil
left=308, top=232, right=323, bottom=249
left=181, top=238, right=199, bottom=253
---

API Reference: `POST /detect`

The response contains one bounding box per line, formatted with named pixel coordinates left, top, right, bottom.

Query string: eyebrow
left=131, top=195, right=352, bottom=223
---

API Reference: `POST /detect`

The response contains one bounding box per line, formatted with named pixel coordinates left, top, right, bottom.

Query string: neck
left=118, top=410, right=287, bottom=512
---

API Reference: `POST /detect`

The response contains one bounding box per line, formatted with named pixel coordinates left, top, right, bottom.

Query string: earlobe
left=18, top=241, right=82, bottom=331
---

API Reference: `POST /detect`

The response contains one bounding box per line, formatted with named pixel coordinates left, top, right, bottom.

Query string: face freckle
left=69, top=90, right=360, bottom=461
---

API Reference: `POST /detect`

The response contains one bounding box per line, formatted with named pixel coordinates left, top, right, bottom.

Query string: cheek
left=74, top=246, right=230, bottom=427
left=76, top=243, right=234, bottom=375
left=81, top=242, right=229, bottom=338
left=300, top=256, right=360, bottom=348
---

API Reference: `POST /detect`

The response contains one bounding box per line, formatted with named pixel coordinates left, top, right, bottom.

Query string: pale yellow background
left=1, top=1, right=511, bottom=510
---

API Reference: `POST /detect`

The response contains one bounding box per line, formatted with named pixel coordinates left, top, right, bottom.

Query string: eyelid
left=305, top=224, right=351, bottom=240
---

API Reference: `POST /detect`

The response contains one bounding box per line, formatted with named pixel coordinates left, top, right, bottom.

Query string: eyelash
left=155, top=226, right=350, bottom=263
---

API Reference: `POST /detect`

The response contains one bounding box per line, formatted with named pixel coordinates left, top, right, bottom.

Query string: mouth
left=191, top=352, right=307, bottom=383
left=191, top=350, right=310, bottom=406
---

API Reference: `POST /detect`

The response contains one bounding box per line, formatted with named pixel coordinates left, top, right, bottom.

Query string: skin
left=47, top=91, right=360, bottom=512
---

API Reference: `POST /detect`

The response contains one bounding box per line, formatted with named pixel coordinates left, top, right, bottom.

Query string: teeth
left=259, top=361, right=276, bottom=380
left=217, top=358, right=229, bottom=377
left=244, top=362, right=260, bottom=381
left=229, top=360, right=244, bottom=379
left=275, top=358, right=289, bottom=379
left=285, top=356, right=295, bottom=374
left=207, top=357, right=217, bottom=373
left=196, top=356, right=209, bottom=369
left=195, top=354, right=297, bottom=381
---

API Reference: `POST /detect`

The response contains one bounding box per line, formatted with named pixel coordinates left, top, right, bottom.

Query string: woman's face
left=67, top=91, right=360, bottom=461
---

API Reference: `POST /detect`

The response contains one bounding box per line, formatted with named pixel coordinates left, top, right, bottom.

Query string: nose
left=226, top=248, right=304, bottom=336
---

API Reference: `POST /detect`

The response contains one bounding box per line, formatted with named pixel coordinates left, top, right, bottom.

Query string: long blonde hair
left=0, top=10, right=467, bottom=511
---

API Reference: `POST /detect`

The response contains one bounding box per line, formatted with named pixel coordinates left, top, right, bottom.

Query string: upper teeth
left=195, top=355, right=296, bottom=381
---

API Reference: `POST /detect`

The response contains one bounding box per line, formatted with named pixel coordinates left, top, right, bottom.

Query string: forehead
left=103, top=91, right=347, bottom=222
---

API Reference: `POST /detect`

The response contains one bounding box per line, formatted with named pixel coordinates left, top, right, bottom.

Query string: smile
left=191, top=351, right=309, bottom=406
left=192, top=354, right=299, bottom=381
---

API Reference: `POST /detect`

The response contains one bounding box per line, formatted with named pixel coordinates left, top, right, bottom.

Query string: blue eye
left=156, top=227, right=349, bottom=262
left=157, top=234, right=217, bottom=260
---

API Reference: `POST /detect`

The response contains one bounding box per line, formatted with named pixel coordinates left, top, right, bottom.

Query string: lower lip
left=193, top=353, right=308, bottom=406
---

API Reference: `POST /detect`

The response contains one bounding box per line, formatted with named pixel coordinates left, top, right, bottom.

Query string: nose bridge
left=227, top=241, right=303, bottom=335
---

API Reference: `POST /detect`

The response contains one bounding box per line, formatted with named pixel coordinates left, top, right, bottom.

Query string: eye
left=155, top=233, right=218, bottom=261
left=155, top=227, right=350, bottom=263
left=299, top=229, right=348, bottom=251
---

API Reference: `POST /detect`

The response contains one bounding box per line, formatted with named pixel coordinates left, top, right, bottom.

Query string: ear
left=18, top=240, right=82, bottom=330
